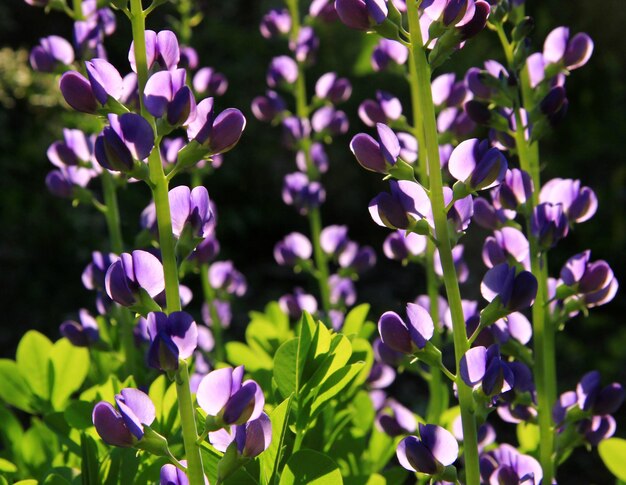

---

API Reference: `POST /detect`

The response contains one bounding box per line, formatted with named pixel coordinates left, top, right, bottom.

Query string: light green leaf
left=273, top=339, right=299, bottom=399
left=0, top=358, right=35, bottom=413
left=351, top=391, right=375, bottom=433
left=301, top=333, right=352, bottom=402
left=599, top=438, right=626, bottom=481
left=16, top=330, right=52, bottom=401
left=50, top=339, right=90, bottom=410
left=14, top=481, right=38, bottom=485
left=367, top=428, right=396, bottom=474
left=259, top=395, right=293, bottom=485
left=226, top=341, right=273, bottom=371
left=342, top=304, right=370, bottom=336
left=43, top=473, right=72, bottom=485
left=347, top=338, right=373, bottom=389
left=0, top=458, right=17, bottom=473
left=82, top=433, right=101, bottom=485
left=310, top=363, right=365, bottom=417
left=64, top=400, right=94, bottom=430
left=279, top=450, right=343, bottom=485
left=0, top=405, right=24, bottom=455
left=517, top=422, right=540, bottom=452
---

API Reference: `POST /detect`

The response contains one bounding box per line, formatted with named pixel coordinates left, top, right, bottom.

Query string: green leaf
left=310, top=363, right=365, bottom=418
left=259, top=395, right=293, bottom=485
left=14, top=481, right=38, bottom=485
left=366, top=428, right=396, bottom=474
left=50, top=339, right=90, bottom=410
left=273, top=339, right=299, bottom=400
left=599, top=438, right=626, bottom=481
left=81, top=433, right=101, bottom=485
left=0, top=358, right=35, bottom=413
left=200, top=443, right=222, bottom=485
left=350, top=391, right=375, bottom=433
left=342, top=304, right=370, bottom=336
left=43, top=474, right=72, bottom=485
left=64, top=400, right=95, bottom=430
left=347, top=338, right=373, bottom=389
left=16, top=330, right=53, bottom=401
left=516, top=422, right=539, bottom=452
left=301, top=333, right=352, bottom=403
left=279, top=450, right=343, bottom=485
left=226, top=342, right=273, bottom=372
left=0, top=458, right=17, bottom=473
left=0, top=405, right=24, bottom=456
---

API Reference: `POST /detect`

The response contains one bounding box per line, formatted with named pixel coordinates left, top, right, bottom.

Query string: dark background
left=1, top=0, right=625, bottom=482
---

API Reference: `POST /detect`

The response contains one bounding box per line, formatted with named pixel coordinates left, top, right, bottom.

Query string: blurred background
left=1, top=0, right=624, bottom=481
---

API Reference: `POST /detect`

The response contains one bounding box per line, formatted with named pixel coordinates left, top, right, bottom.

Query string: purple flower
left=373, top=338, right=404, bottom=366
left=208, top=413, right=272, bottom=458
left=297, top=142, right=329, bottom=173
left=95, top=113, right=155, bottom=172
left=432, top=73, right=468, bottom=108
left=539, top=177, right=598, bottom=224
left=452, top=416, right=496, bottom=451
left=179, top=46, right=199, bottom=69
left=397, top=424, right=459, bottom=474
left=251, top=90, right=287, bottom=123
left=458, top=0, right=490, bottom=40
left=310, top=0, right=338, bottom=20
left=376, top=399, right=417, bottom=436
left=30, top=35, right=74, bottom=72
left=372, top=39, right=409, bottom=71
left=45, top=166, right=94, bottom=198
left=492, top=169, right=533, bottom=211
left=358, top=91, right=403, bottom=126
left=465, top=61, right=508, bottom=100
left=279, top=288, right=318, bottom=318
left=329, top=274, right=357, bottom=306
left=350, top=123, right=400, bottom=173
left=335, top=0, right=388, bottom=30
left=85, top=58, right=124, bottom=105
left=146, top=311, right=198, bottom=371
left=422, top=0, right=476, bottom=27
left=208, top=261, right=247, bottom=297
left=559, top=251, right=618, bottom=308
left=448, top=138, right=507, bottom=191
left=189, top=235, right=220, bottom=264
left=481, top=263, right=537, bottom=313
left=193, top=67, right=229, bottom=97
left=580, top=415, right=617, bottom=446
left=311, top=106, right=349, bottom=136
left=259, top=9, right=292, bottom=38
left=83, top=251, right=118, bottom=291
left=369, top=180, right=432, bottom=230
left=105, top=250, right=165, bottom=308
left=129, top=30, right=180, bottom=72
left=282, top=172, right=325, bottom=214
left=187, top=98, right=246, bottom=155
left=543, top=26, right=594, bottom=71
left=531, top=202, right=569, bottom=250
left=202, top=299, right=232, bottom=329
left=92, top=388, right=156, bottom=447
left=60, top=309, right=100, bottom=347
left=290, top=26, right=319, bottom=64
left=320, top=225, right=350, bottom=256
left=267, top=56, right=298, bottom=87
left=576, top=371, right=625, bottom=416
left=59, top=71, right=98, bottom=114
left=47, top=129, right=95, bottom=168
left=274, top=232, right=313, bottom=266
left=378, top=303, right=434, bottom=354
left=144, top=69, right=195, bottom=126
left=492, top=312, right=532, bottom=346
left=482, top=227, right=530, bottom=269
left=460, top=345, right=514, bottom=397
left=338, top=242, right=376, bottom=273
left=480, top=444, right=542, bottom=485
left=168, top=185, right=214, bottom=239
left=282, top=117, right=311, bottom=149
left=472, top=197, right=511, bottom=230
left=196, top=366, right=265, bottom=426
left=383, top=230, right=427, bottom=260
left=315, top=72, right=352, bottom=104
left=437, top=107, right=476, bottom=138
left=368, top=363, right=396, bottom=389
left=397, top=132, right=418, bottom=163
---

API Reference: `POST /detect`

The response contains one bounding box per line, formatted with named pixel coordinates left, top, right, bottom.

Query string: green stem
left=178, top=0, right=193, bottom=45
left=175, top=362, right=205, bottom=485
left=285, top=0, right=332, bottom=320
left=72, top=0, right=83, bottom=20
left=498, top=19, right=556, bottom=481
left=408, top=46, right=445, bottom=425
left=129, top=1, right=203, bottom=482
left=405, top=3, right=480, bottom=484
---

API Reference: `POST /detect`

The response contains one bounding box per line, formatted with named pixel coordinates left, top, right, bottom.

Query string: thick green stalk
left=285, top=0, right=333, bottom=319
left=405, top=2, right=480, bottom=483
left=498, top=20, right=556, bottom=481
left=129, top=1, right=203, bottom=482
left=408, top=50, right=445, bottom=424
